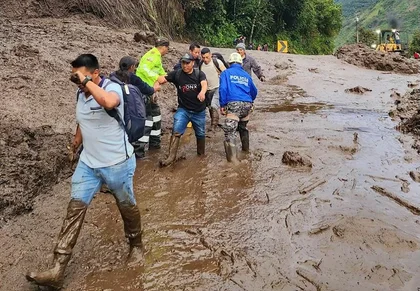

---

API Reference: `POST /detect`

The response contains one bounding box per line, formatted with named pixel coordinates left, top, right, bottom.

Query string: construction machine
left=375, top=29, right=408, bottom=55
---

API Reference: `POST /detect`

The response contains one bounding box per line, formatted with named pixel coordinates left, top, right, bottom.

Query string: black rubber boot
left=197, top=138, right=205, bottom=155
left=238, top=121, right=249, bottom=152
left=26, top=199, right=88, bottom=289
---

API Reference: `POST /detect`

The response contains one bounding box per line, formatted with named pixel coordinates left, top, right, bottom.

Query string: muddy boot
left=159, top=133, right=181, bottom=167
left=26, top=199, right=87, bottom=289
left=223, top=141, right=239, bottom=164
left=238, top=121, right=249, bottom=152
left=197, top=138, right=205, bottom=156
left=116, top=203, right=143, bottom=266
left=209, top=108, right=220, bottom=132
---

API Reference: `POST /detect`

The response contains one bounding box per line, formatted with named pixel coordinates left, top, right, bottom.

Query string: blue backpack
left=106, top=76, right=147, bottom=143
left=77, top=77, right=147, bottom=144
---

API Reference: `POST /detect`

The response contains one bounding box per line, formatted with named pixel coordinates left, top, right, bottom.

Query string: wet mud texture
left=2, top=17, right=420, bottom=291
left=336, top=43, right=420, bottom=74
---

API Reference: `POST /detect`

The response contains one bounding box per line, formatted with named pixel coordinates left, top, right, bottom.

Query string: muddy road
left=2, top=18, right=420, bottom=291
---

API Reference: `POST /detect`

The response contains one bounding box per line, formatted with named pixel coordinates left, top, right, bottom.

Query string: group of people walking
left=26, top=38, right=265, bottom=289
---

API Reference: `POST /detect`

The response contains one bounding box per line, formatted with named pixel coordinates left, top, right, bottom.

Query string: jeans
left=173, top=107, right=206, bottom=139
left=211, top=89, right=220, bottom=110
left=71, top=155, right=137, bottom=205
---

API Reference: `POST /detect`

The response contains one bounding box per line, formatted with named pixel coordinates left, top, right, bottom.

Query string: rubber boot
left=209, top=108, right=220, bottom=131
left=159, top=133, right=181, bottom=167
left=197, top=138, right=205, bottom=156
left=223, top=141, right=239, bottom=164
left=26, top=199, right=88, bottom=289
left=238, top=121, right=249, bottom=152
left=116, top=202, right=143, bottom=266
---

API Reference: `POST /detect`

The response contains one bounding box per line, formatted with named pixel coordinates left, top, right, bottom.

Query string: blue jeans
left=173, top=107, right=206, bottom=139
left=71, top=155, right=137, bottom=205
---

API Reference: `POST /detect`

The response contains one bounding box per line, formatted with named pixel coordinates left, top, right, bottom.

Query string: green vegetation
left=335, top=0, right=420, bottom=48
left=410, top=31, right=420, bottom=55
left=182, top=0, right=342, bottom=55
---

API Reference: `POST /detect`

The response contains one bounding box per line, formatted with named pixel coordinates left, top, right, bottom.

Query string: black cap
left=181, top=53, right=194, bottom=62
left=155, top=37, right=170, bottom=47
left=119, top=56, right=137, bottom=71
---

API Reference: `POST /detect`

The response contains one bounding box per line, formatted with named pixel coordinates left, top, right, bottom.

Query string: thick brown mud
left=1, top=18, right=420, bottom=291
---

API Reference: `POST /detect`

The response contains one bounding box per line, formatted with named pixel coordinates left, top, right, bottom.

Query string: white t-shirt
left=200, top=59, right=225, bottom=90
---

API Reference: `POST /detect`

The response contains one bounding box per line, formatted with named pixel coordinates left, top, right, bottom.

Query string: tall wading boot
left=209, top=108, right=220, bottom=132
left=238, top=121, right=249, bottom=152
left=116, top=202, right=143, bottom=266
left=159, top=133, right=181, bottom=167
left=26, top=199, right=88, bottom=289
left=197, top=138, right=205, bottom=156
left=223, top=140, right=239, bottom=164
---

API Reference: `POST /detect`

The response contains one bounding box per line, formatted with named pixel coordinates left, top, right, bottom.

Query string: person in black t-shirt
left=160, top=53, right=207, bottom=167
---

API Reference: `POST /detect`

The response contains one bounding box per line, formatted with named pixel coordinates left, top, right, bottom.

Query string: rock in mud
left=274, top=61, right=291, bottom=70
left=335, top=44, right=420, bottom=74
left=133, top=31, right=157, bottom=44
left=345, top=86, right=372, bottom=94
left=409, top=171, right=420, bottom=183
left=282, top=151, right=312, bottom=167
left=308, top=68, right=319, bottom=73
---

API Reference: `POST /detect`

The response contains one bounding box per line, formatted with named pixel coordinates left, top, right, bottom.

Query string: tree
left=357, top=27, right=377, bottom=46
left=409, top=30, right=420, bottom=56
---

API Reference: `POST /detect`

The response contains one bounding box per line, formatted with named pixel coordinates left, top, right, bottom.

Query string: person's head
left=189, top=42, right=201, bottom=60
left=155, top=37, right=170, bottom=56
left=181, top=53, right=195, bottom=73
left=70, top=54, right=100, bottom=93
left=201, top=47, right=212, bottom=65
left=228, top=52, right=243, bottom=65
left=115, top=56, right=137, bottom=83
left=235, top=43, right=246, bottom=58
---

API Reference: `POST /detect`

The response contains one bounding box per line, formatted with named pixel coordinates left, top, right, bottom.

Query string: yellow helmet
left=228, top=52, right=243, bottom=64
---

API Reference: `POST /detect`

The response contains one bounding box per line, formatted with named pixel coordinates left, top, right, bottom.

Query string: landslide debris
left=345, top=86, right=372, bottom=94
left=282, top=151, right=313, bottom=168
left=335, top=44, right=420, bottom=74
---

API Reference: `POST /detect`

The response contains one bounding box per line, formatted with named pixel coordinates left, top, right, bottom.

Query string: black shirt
left=166, top=69, right=206, bottom=112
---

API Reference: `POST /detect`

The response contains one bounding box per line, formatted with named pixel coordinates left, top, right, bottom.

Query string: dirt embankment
left=336, top=43, right=420, bottom=74
left=0, top=17, right=182, bottom=226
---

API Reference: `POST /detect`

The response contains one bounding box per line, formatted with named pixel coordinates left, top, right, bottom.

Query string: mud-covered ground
left=2, top=17, right=420, bottom=291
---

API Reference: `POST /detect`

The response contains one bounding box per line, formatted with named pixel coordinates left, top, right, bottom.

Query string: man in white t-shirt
left=200, top=47, right=226, bottom=131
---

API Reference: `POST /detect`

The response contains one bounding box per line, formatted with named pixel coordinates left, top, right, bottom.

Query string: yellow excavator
left=375, top=29, right=407, bottom=55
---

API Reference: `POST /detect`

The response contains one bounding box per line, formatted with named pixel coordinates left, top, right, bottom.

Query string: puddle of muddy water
left=258, top=101, right=333, bottom=113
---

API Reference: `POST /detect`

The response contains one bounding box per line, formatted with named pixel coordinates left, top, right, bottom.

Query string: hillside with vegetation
left=335, top=0, right=419, bottom=47
left=0, top=0, right=342, bottom=55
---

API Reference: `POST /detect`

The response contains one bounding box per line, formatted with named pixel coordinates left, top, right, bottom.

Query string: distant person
left=174, top=42, right=201, bottom=70
left=160, top=53, right=208, bottom=167
left=200, top=47, right=227, bottom=131
left=136, top=38, right=169, bottom=152
left=112, top=56, right=160, bottom=158
left=235, top=43, right=265, bottom=82
left=26, top=54, right=143, bottom=289
left=248, top=42, right=254, bottom=50
left=257, top=44, right=262, bottom=51
left=394, top=30, right=401, bottom=44
left=263, top=43, right=268, bottom=51
left=414, top=52, right=420, bottom=59
left=219, top=52, right=258, bottom=163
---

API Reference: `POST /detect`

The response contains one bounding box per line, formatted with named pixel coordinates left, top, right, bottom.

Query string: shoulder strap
left=212, top=58, right=221, bottom=73
left=193, top=68, right=200, bottom=80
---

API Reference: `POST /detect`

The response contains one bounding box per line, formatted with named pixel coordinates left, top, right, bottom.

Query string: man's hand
left=157, top=75, right=167, bottom=84
left=153, top=82, right=161, bottom=92
left=259, top=76, right=266, bottom=82
left=197, top=91, right=205, bottom=102
left=220, top=107, right=227, bottom=115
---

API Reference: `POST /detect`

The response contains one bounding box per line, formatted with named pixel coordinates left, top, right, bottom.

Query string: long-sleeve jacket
left=219, top=63, right=258, bottom=107
left=242, top=54, right=264, bottom=79
left=136, top=47, right=166, bottom=87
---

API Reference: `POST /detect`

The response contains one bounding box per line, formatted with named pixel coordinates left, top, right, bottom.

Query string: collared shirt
left=76, top=79, right=133, bottom=168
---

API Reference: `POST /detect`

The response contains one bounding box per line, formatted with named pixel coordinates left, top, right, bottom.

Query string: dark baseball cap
left=155, top=37, right=170, bottom=47
left=181, top=53, right=194, bottom=62
left=119, top=56, right=137, bottom=70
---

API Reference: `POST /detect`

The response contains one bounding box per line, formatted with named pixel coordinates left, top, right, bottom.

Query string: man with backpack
left=199, top=47, right=227, bottom=131
left=160, top=53, right=208, bottom=167
left=236, top=42, right=266, bottom=82
left=219, top=52, right=258, bottom=163
left=136, top=38, right=170, bottom=151
left=26, top=54, right=143, bottom=289
left=115, top=56, right=160, bottom=159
